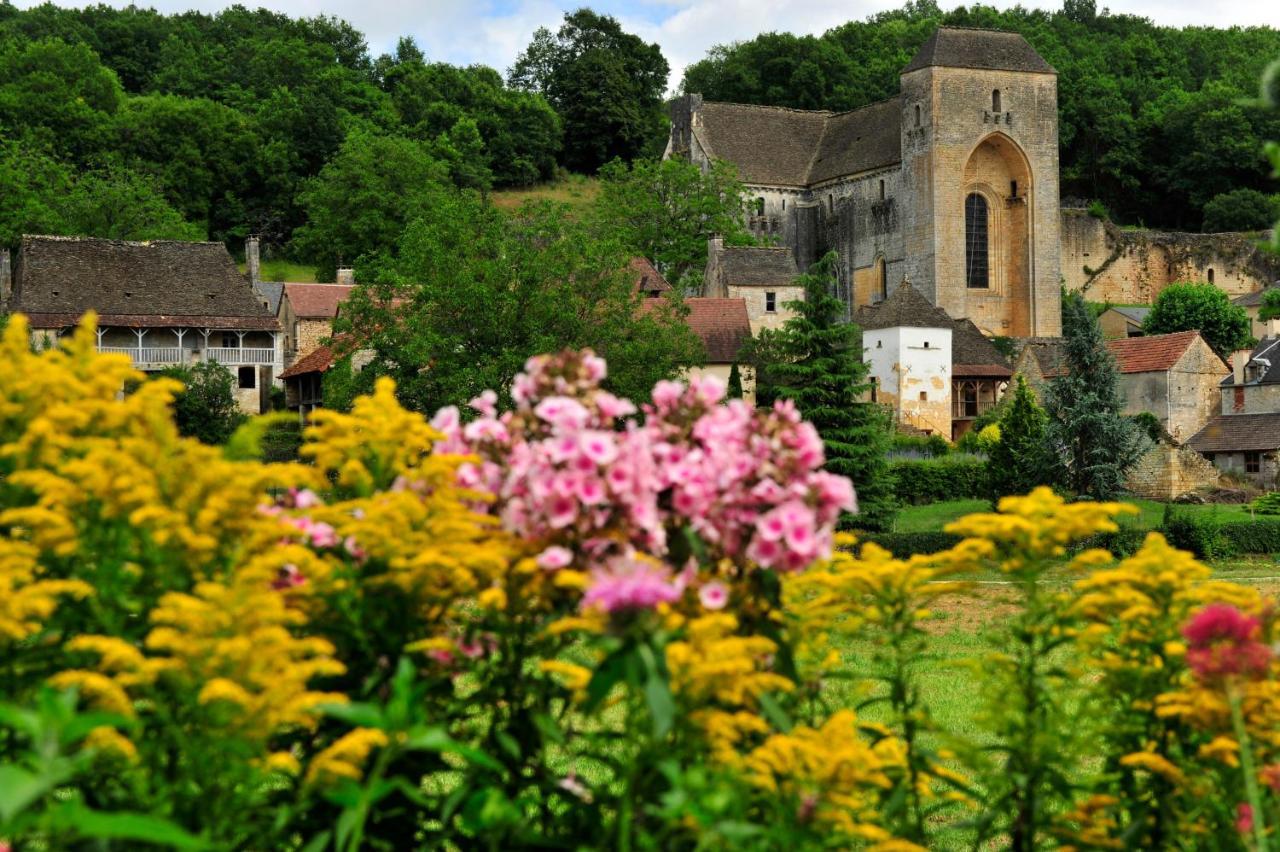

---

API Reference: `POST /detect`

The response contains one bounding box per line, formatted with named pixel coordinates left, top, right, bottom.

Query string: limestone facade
left=1124, top=443, right=1220, bottom=500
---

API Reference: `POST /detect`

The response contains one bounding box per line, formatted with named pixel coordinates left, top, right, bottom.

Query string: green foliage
left=338, top=193, right=703, bottom=412
left=55, top=164, right=204, bottom=241
left=765, top=253, right=897, bottom=530
left=594, top=157, right=752, bottom=287
left=856, top=530, right=962, bottom=558
left=726, top=362, right=743, bottom=399
left=1155, top=506, right=1280, bottom=557
left=1143, top=281, right=1254, bottom=357
left=1250, top=491, right=1280, bottom=515
left=889, top=456, right=988, bottom=505
left=1045, top=292, right=1145, bottom=500
left=988, top=376, right=1053, bottom=500
left=1260, top=288, right=1280, bottom=321
left=1202, top=188, right=1280, bottom=233
left=1086, top=199, right=1110, bottom=220
left=680, top=4, right=1280, bottom=230
left=158, top=360, right=245, bottom=445
left=889, top=433, right=951, bottom=457
left=510, top=9, right=668, bottom=173
left=1131, top=411, right=1165, bottom=443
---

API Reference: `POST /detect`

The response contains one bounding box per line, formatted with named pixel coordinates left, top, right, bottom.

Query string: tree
left=987, top=375, right=1052, bottom=501
left=1143, top=282, right=1253, bottom=357
left=726, top=362, right=743, bottom=399
left=159, top=360, right=245, bottom=445
left=1202, top=188, right=1280, bottom=232
left=1045, top=292, right=1145, bottom=500
left=336, top=192, right=704, bottom=412
left=509, top=9, right=668, bottom=173
left=764, top=253, right=897, bottom=531
left=57, top=165, right=203, bottom=241
left=593, top=157, right=753, bottom=288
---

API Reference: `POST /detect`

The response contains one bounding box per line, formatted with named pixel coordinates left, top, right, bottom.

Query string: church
left=667, top=26, right=1063, bottom=339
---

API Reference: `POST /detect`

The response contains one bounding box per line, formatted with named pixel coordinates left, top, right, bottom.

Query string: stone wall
left=1165, top=339, right=1230, bottom=442
left=1125, top=442, right=1220, bottom=500
left=728, top=284, right=805, bottom=335
left=1061, top=209, right=1279, bottom=303
left=1221, top=382, right=1280, bottom=416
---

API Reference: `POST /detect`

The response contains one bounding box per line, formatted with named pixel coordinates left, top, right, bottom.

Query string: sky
left=14, top=0, right=1280, bottom=90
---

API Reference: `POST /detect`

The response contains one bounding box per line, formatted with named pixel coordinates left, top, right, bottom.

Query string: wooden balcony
left=98, top=346, right=185, bottom=366
left=205, top=347, right=276, bottom=365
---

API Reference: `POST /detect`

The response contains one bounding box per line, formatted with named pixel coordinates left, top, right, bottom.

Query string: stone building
left=1, top=234, right=280, bottom=414
left=1233, top=287, right=1280, bottom=341
left=856, top=283, right=1011, bottom=439
left=279, top=281, right=355, bottom=366
left=1097, top=306, right=1148, bottom=339
left=702, top=238, right=803, bottom=334
left=669, top=26, right=1062, bottom=338
left=672, top=298, right=754, bottom=403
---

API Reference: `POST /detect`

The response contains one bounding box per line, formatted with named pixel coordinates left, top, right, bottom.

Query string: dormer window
left=992, top=89, right=1002, bottom=113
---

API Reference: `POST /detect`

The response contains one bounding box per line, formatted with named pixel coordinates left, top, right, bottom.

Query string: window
left=1010, top=179, right=1018, bottom=199
left=1208, top=268, right=1215, bottom=284
left=963, top=383, right=979, bottom=417
left=237, top=366, right=256, bottom=389
left=870, top=378, right=878, bottom=403
left=781, top=198, right=786, bottom=211
left=879, top=179, right=885, bottom=200
left=1246, top=451, right=1262, bottom=474
left=878, top=261, right=888, bottom=302
left=765, top=291, right=777, bottom=313
left=919, top=391, right=928, bottom=402
left=876, top=339, right=883, bottom=348
left=754, top=197, right=765, bottom=216
left=914, top=104, right=921, bottom=127
left=965, top=193, right=990, bottom=289
left=923, top=341, right=930, bottom=349
left=827, top=194, right=834, bottom=214
left=992, top=89, right=1002, bottom=113
left=222, top=332, right=237, bottom=348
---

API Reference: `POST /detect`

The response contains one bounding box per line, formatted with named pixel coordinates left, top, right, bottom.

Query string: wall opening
left=919, top=391, right=928, bottom=402
left=878, top=258, right=888, bottom=302
left=879, top=179, right=885, bottom=200
left=753, top=197, right=765, bottom=216
left=965, top=193, right=990, bottom=289
left=238, top=366, right=256, bottom=389
left=765, top=291, right=777, bottom=313
left=1010, top=179, right=1018, bottom=198
left=914, top=104, right=921, bottom=127
left=992, top=89, right=1001, bottom=113
left=1208, top=268, right=1215, bottom=284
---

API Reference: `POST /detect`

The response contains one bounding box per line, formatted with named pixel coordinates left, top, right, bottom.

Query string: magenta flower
left=699, top=582, right=729, bottom=610
left=1182, top=603, right=1271, bottom=681
left=581, top=556, right=681, bottom=613
left=537, top=546, right=573, bottom=570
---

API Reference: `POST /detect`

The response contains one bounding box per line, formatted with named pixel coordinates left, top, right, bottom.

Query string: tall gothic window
left=878, top=260, right=888, bottom=301
left=914, top=104, right=921, bottom=127
left=992, top=89, right=1002, bottom=112
left=965, top=193, right=990, bottom=289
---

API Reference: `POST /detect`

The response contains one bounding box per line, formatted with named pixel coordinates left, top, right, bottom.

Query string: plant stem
left=1229, top=685, right=1268, bottom=852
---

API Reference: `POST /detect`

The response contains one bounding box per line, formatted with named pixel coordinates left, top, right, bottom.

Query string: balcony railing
left=99, top=346, right=185, bottom=365
left=953, top=400, right=998, bottom=419
left=205, top=347, right=275, bottom=365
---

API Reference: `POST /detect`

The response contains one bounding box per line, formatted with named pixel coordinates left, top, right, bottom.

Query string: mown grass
left=491, top=174, right=600, bottom=216
left=237, top=258, right=320, bottom=283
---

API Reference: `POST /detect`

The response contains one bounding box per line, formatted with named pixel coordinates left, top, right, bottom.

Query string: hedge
left=890, top=456, right=988, bottom=505
left=1161, top=506, right=1280, bottom=557
left=853, top=531, right=963, bottom=558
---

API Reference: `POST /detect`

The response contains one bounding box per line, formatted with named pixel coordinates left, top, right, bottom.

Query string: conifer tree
left=1044, top=292, right=1145, bottom=499
left=726, top=361, right=743, bottom=399
left=987, top=375, right=1052, bottom=502
left=767, top=252, right=897, bottom=530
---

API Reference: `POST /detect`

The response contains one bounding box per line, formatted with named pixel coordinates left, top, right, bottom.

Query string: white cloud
left=13, top=0, right=1280, bottom=88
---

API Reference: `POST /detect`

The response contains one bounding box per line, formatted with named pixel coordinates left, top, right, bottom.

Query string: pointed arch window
left=965, top=193, right=990, bottom=289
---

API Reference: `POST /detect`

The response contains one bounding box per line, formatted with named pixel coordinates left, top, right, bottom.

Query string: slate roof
left=630, top=257, right=672, bottom=294
left=685, top=298, right=751, bottom=363
left=1233, top=286, right=1280, bottom=308
left=12, top=235, right=277, bottom=330
left=807, top=98, right=903, bottom=185
left=279, top=342, right=336, bottom=380
left=1188, top=413, right=1280, bottom=453
left=283, top=283, right=355, bottom=319
left=1106, top=306, right=1150, bottom=325
left=253, top=280, right=284, bottom=314
left=1107, top=331, right=1203, bottom=374
left=718, top=246, right=800, bottom=287
left=856, top=282, right=955, bottom=330
left=952, top=318, right=1012, bottom=377
left=902, top=27, right=1056, bottom=75
left=1018, top=338, right=1068, bottom=378
left=1222, top=337, right=1280, bottom=386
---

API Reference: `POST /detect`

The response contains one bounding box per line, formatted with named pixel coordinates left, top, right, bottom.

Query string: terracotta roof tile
left=283, top=283, right=355, bottom=319
left=1106, top=330, right=1201, bottom=374
left=641, top=297, right=750, bottom=363
left=630, top=257, right=672, bottom=293
left=280, top=343, right=336, bottom=379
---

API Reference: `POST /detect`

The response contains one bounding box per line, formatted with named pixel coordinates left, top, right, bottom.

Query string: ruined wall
left=1125, top=442, right=1220, bottom=500
left=864, top=325, right=952, bottom=436
left=1061, top=209, right=1279, bottom=303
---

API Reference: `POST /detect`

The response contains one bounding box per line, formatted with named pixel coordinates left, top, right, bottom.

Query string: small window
left=1010, top=180, right=1018, bottom=198
left=919, top=391, right=928, bottom=402
left=1207, top=268, right=1215, bottom=284
left=828, top=194, right=834, bottom=214
left=237, top=366, right=256, bottom=389
left=876, top=339, right=883, bottom=349
left=878, top=261, right=888, bottom=302
left=754, top=197, right=765, bottom=216
left=765, top=291, right=777, bottom=313
left=222, top=332, right=237, bottom=348
left=914, top=104, right=921, bottom=127
left=879, top=179, right=885, bottom=200
left=992, top=89, right=1002, bottom=113
left=923, top=341, right=930, bottom=349
left=781, top=198, right=786, bottom=211
left=870, top=378, right=878, bottom=403
left=1246, top=451, right=1262, bottom=474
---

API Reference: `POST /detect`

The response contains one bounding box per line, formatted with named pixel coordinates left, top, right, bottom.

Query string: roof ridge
left=934, top=24, right=1024, bottom=34
left=823, top=94, right=902, bottom=120
left=700, top=100, right=833, bottom=117
left=23, top=233, right=225, bottom=248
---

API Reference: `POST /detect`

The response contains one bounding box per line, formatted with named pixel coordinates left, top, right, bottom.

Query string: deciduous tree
left=1143, top=282, right=1253, bottom=357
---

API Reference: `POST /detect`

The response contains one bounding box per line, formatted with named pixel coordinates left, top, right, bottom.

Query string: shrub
left=890, top=433, right=951, bottom=457
left=1251, top=491, right=1280, bottom=515
left=890, top=455, right=988, bottom=504
left=1217, top=518, right=1280, bottom=554
left=856, top=531, right=962, bottom=557
left=158, top=359, right=246, bottom=444
left=1202, top=188, right=1279, bottom=233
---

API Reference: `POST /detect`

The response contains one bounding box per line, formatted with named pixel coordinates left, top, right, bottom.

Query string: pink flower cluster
left=431, top=350, right=856, bottom=611
left=1182, top=603, right=1271, bottom=682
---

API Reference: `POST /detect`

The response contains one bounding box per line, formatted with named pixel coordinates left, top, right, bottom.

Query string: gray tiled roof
left=1221, top=337, right=1280, bottom=386
left=696, top=102, right=830, bottom=187
left=253, top=280, right=284, bottom=314
left=719, top=246, right=800, bottom=287
left=1233, top=286, right=1280, bottom=308
left=855, top=282, right=955, bottom=330
left=1109, top=306, right=1150, bottom=324
left=12, top=235, right=277, bottom=329
left=807, top=98, right=903, bottom=185
left=902, top=27, right=1056, bottom=75
left=1188, top=412, right=1280, bottom=453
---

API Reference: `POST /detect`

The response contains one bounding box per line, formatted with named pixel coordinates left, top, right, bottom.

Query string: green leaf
left=757, top=692, right=793, bottom=733
left=584, top=643, right=631, bottom=713
left=0, top=765, right=50, bottom=823
left=301, top=830, right=332, bottom=852
left=50, top=802, right=209, bottom=850
left=638, top=644, right=675, bottom=738
left=318, top=702, right=386, bottom=730
left=532, top=712, right=565, bottom=746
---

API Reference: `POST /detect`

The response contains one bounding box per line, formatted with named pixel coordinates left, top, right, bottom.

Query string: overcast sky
left=14, top=0, right=1280, bottom=90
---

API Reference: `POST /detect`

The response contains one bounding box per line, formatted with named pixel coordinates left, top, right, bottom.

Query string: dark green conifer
left=987, top=375, right=1052, bottom=501
left=726, top=361, right=743, bottom=399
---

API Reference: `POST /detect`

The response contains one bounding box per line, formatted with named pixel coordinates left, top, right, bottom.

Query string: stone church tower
left=670, top=26, right=1062, bottom=338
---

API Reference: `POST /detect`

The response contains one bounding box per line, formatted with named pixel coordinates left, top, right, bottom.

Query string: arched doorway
left=962, top=133, right=1033, bottom=336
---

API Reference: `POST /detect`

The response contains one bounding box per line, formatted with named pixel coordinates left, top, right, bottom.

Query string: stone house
left=670, top=26, right=1063, bottom=338
left=667, top=297, right=754, bottom=403
left=279, top=340, right=339, bottom=420
left=1233, top=286, right=1280, bottom=341
left=1, top=235, right=281, bottom=414
left=1188, top=337, right=1280, bottom=487
left=856, top=283, right=1011, bottom=439
left=279, top=279, right=355, bottom=366
left=1097, top=306, right=1148, bottom=339
left=702, top=238, right=804, bottom=334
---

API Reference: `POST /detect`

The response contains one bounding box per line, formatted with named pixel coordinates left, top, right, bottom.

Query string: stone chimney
left=336, top=267, right=355, bottom=286
left=1267, top=317, right=1280, bottom=338
left=0, top=248, right=10, bottom=307
left=1233, top=349, right=1252, bottom=384
left=245, top=235, right=261, bottom=285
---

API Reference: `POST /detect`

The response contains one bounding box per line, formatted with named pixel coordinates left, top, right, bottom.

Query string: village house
left=0, top=235, right=281, bottom=414
left=1233, top=286, right=1280, bottom=341
left=1188, top=332, right=1280, bottom=487
left=1097, top=306, right=1149, bottom=339
left=278, top=278, right=355, bottom=367
left=856, top=283, right=1011, bottom=440
left=702, top=238, right=804, bottom=334
left=1016, top=330, right=1227, bottom=444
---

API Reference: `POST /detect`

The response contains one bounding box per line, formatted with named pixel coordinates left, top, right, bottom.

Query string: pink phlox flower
left=651, top=380, right=684, bottom=410
left=534, top=396, right=589, bottom=431
left=582, top=354, right=607, bottom=383
left=287, top=487, right=323, bottom=509
left=430, top=405, right=461, bottom=436
left=581, top=555, right=681, bottom=613
left=579, top=430, right=619, bottom=466
left=1182, top=603, right=1271, bottom=681
left=1237, top=803, right=1254, bottom=834
left=469, top=389, right=498, bottom=417
left=537, top=546, right=573, bottom=570
left=689, top=374, right=726, bottom=406
left=343, top=535, right=367, bottom=562
left=699, top=581, right=729, bottom=611
left=558, top=771, right=593, bottom=803
left=303, top=520, right=339, bottom=549
left=595, top=391, right=636, bottom=421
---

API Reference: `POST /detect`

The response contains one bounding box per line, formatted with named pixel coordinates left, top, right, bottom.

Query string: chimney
left=246, top=235, right=261, bottom=285
left=336, top=267, right=355, bottom=286
left=0, top=248, right=10, bottom=306
left=1234, top=349, right=1252, bottom=384
left=1268, top=317, right=1280, bottom=338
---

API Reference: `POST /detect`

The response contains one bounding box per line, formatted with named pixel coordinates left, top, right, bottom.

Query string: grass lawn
left=491, top=175, right=600, bottom=215
left=899, top=497, right=1262, bottom=535
left=237, top=258, right=320, bottom=283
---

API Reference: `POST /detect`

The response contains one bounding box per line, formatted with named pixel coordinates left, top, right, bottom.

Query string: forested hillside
left=682, top=0, right=1280, bottom=231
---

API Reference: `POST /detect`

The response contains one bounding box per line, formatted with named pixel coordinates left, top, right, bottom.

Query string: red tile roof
left=283, top=283, right=355, bottom=319
left=1106, top=330, right=1203, bottom=374
left=630, top=257, right=672, bottom=293
left=279, top=343, right=336, bottom=379
left=638, top=297, right=751, bottom=363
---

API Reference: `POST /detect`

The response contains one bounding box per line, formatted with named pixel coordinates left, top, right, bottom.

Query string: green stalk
left=1229, top=685, right=1268, bottom=852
